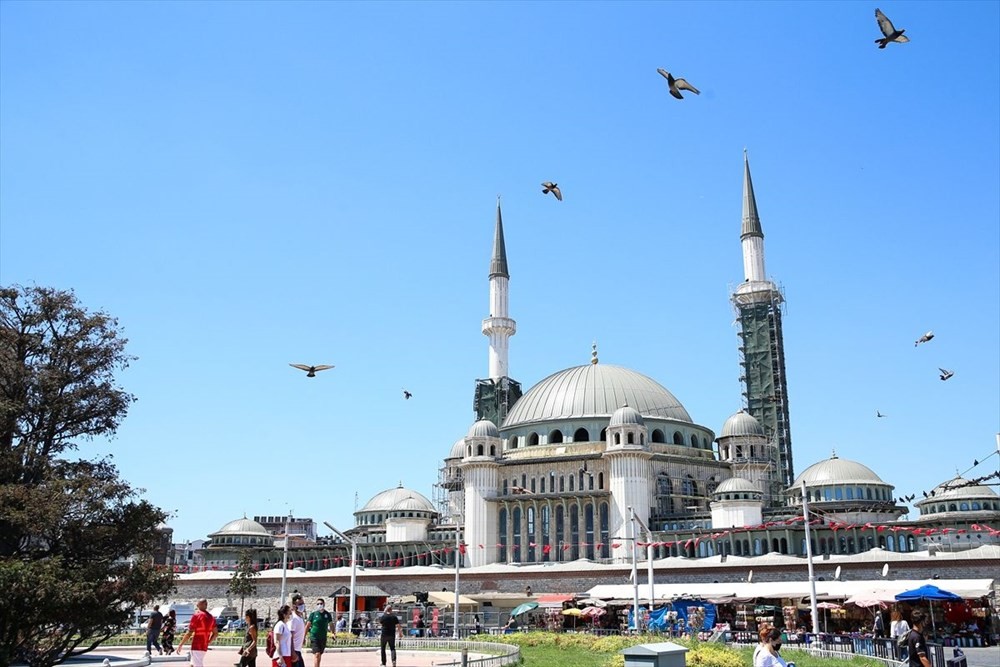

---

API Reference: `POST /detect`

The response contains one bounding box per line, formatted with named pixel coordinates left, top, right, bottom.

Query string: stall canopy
left=426, top=591, right=479, bottom=609
left=536, top=594, right=575, bottom=608
left=586, top=579, right=994, bottom=604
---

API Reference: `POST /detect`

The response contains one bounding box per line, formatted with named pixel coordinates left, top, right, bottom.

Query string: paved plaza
left=76, top=647, right=491, bottom=667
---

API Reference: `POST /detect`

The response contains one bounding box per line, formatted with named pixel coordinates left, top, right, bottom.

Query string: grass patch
left=496, top=633, right=884, bottom=667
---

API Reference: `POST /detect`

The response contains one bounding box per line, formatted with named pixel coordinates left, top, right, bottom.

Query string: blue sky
left=2, top=1, right=997, bottom=545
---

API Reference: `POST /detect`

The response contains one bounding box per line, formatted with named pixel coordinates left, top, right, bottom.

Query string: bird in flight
left=939, top=368, right=954, bottom=381
left=403, top=389, right=413, bottom=400
left=289, top=363, right=335, bottom=378
left=541, top=182, right=563, bottom=201
left=874, top=8, right=909, bottom=49
left=914, top=331, right=934, bottom=347
left=876, top=410, right=887, bottom=418
left=657, top=68, right=700, bottom=100
left=511, top=485, right=530, bottom=495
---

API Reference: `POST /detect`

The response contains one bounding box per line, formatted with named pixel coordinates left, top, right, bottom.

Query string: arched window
left=521, top=473, right=527, bottom=488
left=598, top=472, right=604, bottom=490
left=614, top=433, right=621, bottom=445
left=652, top=429, right=665, bottom=443
left=673, top=431, right=684, bottom=445
left=599, top=428, right=607, bottom=441
left=569, top=475, right=575, bottom=491
left=574, top=428, right=589, bottom=442
left=588, top=473, right=594, bottom=490
left=555, top=505, right=565, bottom=561
left=640, top=433, right=645, bottom=445
left=498, top=509, right=508, bottom=562
left=570, top=505, right=580, bottom=560
left=540, top=477, right=546, bottom=493
left=467, top=446, right=472, bottom=457
left=549, top=429, right=563, bottom=444
left=949, top=503, right=958, bottom=512
left=584, top=503, right=595, bottom=559
left=960, top=502, right=970, bottom=511
left=972, top=502, right=981, bottom=510
left=512, top=507, right=522, bottom=563
left=476, top=444, right=483, bottom=456
left=528, top=432, right=539, bottom=446
left=526, top=507, right=536, bottom=562
left=690, top=434, right=698, bottom=447
left=509, top=437, right=518, bottom=450
left=541, top=506, right=550, bottom=560
left=489, top=445, right=495, bottom=456
left=599, top=503, right=610, bottom=558
left=627, top=433, right=634, bottom=444
left=530, top=477, right=536, bottom=493
left=560, top=476, right=565, bottom=492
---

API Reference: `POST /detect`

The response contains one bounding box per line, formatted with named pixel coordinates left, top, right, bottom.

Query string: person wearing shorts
left=305, top=598, right=334, bottom=667
left=176, top=598, right=218, bottom=667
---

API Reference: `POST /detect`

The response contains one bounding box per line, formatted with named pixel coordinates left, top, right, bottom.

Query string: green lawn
left=502, top=633, right=885, bottom=667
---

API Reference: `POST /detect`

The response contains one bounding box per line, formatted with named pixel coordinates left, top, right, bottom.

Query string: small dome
left=467, top=420, right=500, bottom=438
left=610, top=404, right=644, bottom=427
left=211, top=517, right=270, bottom=537
left=720, top=411, right=765, bottom=439
left=715, top=477, right=760, bottom=495
left=448, top=437, right=465, bottom=460
left=792, top=454, right=886, bottom=486
left=360, top=485, right=435, bottom=513
left=919, top=476, right=999, bottom=503
left=391, top=497, right=432, bottom=512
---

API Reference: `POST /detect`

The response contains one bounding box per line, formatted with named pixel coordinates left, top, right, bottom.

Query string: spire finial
left=742, top=150, right=763, bottom=240
left=831, top=448, right=838, bottom=459
left=591, top=341, right=599, bottom=365
left=489, top=198, right=509, bottom=278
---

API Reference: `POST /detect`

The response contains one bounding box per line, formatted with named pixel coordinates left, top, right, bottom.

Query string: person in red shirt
left=176, top=599, right=218, bottom=667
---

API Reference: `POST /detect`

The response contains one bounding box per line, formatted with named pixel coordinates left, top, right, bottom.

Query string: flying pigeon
left=914, top=331, right=934, bottom=346
left=876, top=411, right=887, bottom=418
left=875, top=8, right=909, bottom=49
left=541, top=182, right=563, bottom=201
left=939, top=368, right=954, bottom=381
left=657, top=68, right=700, bottom=100
left=403, top=390, right=413, bottom=400
left=511, top=485, right=530, bottom=495
left=289, top=363, right=335, bottom=378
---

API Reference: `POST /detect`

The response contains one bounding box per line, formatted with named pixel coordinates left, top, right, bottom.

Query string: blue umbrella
left=895, top=585, right=963, bottom=639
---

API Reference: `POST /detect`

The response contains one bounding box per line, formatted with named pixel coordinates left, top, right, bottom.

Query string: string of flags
left=168, top=521, right=999, bottom=573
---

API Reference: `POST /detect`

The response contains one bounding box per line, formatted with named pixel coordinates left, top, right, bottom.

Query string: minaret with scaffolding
left=474, top=197, right=522, bottom=425
left=731, top=152, right=794, bottom=501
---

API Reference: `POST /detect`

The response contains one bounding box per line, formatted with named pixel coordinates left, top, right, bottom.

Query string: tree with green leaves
left=0, top=285, right=174, bottom=667
left=229, top=551, right=260, bottom=615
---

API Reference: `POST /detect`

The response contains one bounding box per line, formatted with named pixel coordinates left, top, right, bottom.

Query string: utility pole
left=802, top=482, right=820, bottom=636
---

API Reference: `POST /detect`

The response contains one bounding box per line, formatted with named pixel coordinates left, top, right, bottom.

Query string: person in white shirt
left=289, top=594, right=307, bottom=667
left=753, top=624, right=773, bottom=667
left=757, top=627, right=789, bottom=667
left=273, top=605, right=293, bottom=667
left=890, top=609, right=911, bottom=660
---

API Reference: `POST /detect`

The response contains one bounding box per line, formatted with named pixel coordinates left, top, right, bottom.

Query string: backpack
left=265, top=630, right=276, bottom=658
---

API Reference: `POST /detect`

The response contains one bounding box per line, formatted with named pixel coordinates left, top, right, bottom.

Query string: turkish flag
left=542, top=544, right=552, bottom=554
left=458, top=544, right=467, bottom=555
left=611, top=543, right=621, bottom=549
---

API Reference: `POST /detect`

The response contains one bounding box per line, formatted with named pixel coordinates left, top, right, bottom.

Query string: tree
left=229, top=551, right=260, bottom=615
left=0, top=285, right=175, bottom=667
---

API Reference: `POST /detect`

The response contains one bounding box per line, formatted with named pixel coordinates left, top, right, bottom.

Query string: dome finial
left=831, top=448, right=838, bottom=459
left=591, top=341, right=598, bottom=365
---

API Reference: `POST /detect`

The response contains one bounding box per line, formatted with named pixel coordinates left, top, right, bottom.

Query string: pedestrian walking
left=906, top=609, right=932, bottom=667
left=146, top=605, right=164, bottom=655
left=753, top=623, right=773, bottom=667
left=756, top=627, right=789, bottom=667
left=289, top=594, right=306, bottom=667
left=176, top=599, right=218, bottom=667
left=891, top=609, right=911, bottom=661
left=379, top=605, right=403, bottom=667
left=304, top=598, right=333, bottom=667
left=161, top=609, right=177, bottom=655
left=239, top=609, right=258, bottom=667
left=271, top=605, right=293, bottom=667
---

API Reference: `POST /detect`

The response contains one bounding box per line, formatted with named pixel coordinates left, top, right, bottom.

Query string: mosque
left=198, top=156, right=999, bottom=573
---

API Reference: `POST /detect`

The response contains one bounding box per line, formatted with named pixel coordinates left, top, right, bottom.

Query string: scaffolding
left=433, top=459, right=464, bottom=525
left=732, top=283, right=793, bottom=503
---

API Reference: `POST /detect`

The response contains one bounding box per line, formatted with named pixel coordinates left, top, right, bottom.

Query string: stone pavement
left=78, top=647, right=487, bottom=667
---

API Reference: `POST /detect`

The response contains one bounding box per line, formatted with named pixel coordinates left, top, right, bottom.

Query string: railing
left=732, top=635, right=951, bottom=667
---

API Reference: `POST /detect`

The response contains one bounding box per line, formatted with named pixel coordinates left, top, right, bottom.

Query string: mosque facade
left=196, top=156, right=999, bottom=572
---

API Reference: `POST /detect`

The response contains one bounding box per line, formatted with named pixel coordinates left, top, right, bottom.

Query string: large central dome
left=502, top=364, right=691, bottom=428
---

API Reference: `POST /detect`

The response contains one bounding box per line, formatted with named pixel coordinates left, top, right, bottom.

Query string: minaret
left=484, top=197, right=515, bottom=379
left=602, top=404, right=651, bottom=564
left=732, top=152, right=794, bottom=501
left=473, top=198, right=522, bottom=425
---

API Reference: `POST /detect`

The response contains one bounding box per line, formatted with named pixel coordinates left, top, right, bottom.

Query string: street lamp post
left=631, top=511, right=655, bottom=604
left=628, top=506, right=640, bottom=632
left=279, top=513, right=291, bottom=605
left=801, top=482, right=820, bottom=637
left=453, top=516, right=462, bottom=639
left=324, top=521, right=357, bottom=630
